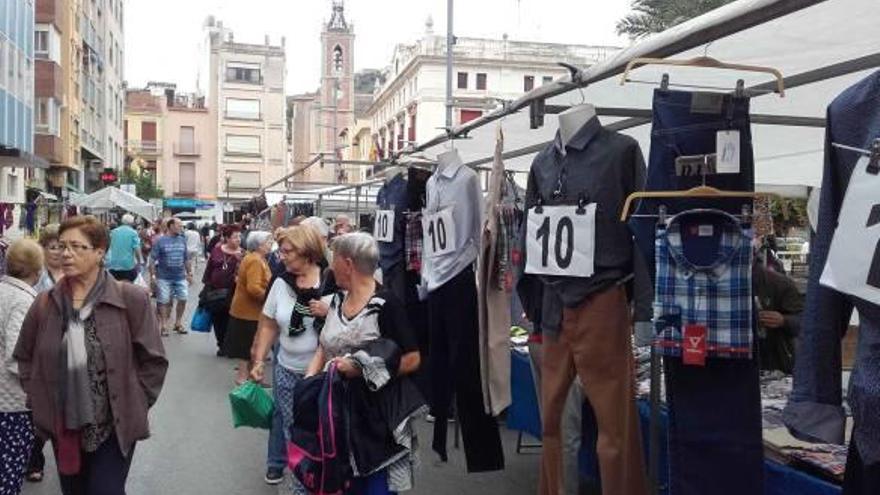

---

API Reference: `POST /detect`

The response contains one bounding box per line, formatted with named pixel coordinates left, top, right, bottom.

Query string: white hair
left=121, top=214, right=135, bottom=225
left=331, top=233, right=378, bottom=275
left=301, top=216, right=329, bottom=239
left=245, top=230, right=272, bottom=251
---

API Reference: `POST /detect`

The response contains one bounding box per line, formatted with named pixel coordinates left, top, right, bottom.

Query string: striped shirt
left=654, top=209, right=754, bottom=359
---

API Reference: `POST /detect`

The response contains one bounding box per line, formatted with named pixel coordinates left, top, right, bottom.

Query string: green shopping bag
left=229, top=380, right=274, bottom=429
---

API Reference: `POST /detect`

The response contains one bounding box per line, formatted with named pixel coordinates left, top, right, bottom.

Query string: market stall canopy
left=72, top=186, right=161, bottom=220
left=414, top=0, right=879, bottom=191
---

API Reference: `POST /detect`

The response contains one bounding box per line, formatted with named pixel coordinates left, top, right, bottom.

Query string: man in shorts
left=150, top=218, right=193, bottom=336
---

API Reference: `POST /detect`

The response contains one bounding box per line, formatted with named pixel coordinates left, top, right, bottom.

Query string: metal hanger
left=620, top=185, right=778, bottom=221
left=619, top=55, right=786, bottom=97
left=831, top=138, right=880, bottom=174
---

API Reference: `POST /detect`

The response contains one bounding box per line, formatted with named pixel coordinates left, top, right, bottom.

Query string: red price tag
left=682, top=324, right=707, bottom=366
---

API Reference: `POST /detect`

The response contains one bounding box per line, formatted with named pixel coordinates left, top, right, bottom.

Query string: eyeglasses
left=45, top=244, right=64, bottom=252
left=57, top=242, right=95, bottom=254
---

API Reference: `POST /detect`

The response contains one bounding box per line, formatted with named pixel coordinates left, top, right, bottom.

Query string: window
left=35, top=29, right=49, bottom=59
left=476, top=73, right=487, bottom=90
left=226, top=170, right=261, bottom=190
left=460, top=109, right=482, bottom=124
left=179, top=163, right=196, bottom=194
left=225, top=98, right=261, bottom=120
left=35, top=98, right=60, bottom=135
left=524, top=75, right=535, bottom=92
left=408, top=110, right=417, bottom=143
left=333, top=45, right=343, bottom=73
left=0, top=37, right=5, bottom=89
left=7, top=174, right=19, bottom=198
left=457, top=72, right=468, bottom=89
left=178, top=126, right=195, bottom=154
left=226, top=135, right=261, bottom=156
left=225, top=63, right=261, bottom=84
left=543, top=76, right=554, bottom=86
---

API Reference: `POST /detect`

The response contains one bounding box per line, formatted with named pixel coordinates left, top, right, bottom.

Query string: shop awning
left=72, top=186, right=161, bottom=220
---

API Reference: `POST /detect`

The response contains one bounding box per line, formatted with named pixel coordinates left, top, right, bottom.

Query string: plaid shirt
left=404, top=211, right=423, bottom=272
left=654, top=209, right=753, bottom=359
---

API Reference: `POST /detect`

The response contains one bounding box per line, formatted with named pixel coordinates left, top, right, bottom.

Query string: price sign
left=422, top=208, right=456, bottom=258
left=525, top=204, right=596, bottom=277
left=374, top=210, right=395, bottom=242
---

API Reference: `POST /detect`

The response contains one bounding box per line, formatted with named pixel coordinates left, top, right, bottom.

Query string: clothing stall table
left=507, top=349, right=842, bottom=495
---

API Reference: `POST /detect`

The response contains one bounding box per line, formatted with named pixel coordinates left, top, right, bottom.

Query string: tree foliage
left=121, top=168, right=164, bottom=200
left=617, top=0, right=737, bottom=39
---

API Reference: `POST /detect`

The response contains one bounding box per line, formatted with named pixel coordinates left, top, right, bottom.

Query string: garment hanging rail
left=396, top=0, right=828, bottom=157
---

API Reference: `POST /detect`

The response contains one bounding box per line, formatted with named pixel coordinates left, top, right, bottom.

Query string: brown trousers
left=539, top=286, right=648, bottom=495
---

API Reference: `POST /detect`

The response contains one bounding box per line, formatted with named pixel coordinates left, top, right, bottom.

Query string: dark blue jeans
left=630, top=89, right=755, bottom=279
left=630, top=89, right=763, bottom=495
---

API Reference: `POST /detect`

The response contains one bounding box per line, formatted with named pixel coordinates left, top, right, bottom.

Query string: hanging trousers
left=427, top=266, right=504, bottom=472
left=843, top=441, right=880, bottom=495
left=664, top=357, right=763, bottom=495
left=539, top=286, right=648, bottom=495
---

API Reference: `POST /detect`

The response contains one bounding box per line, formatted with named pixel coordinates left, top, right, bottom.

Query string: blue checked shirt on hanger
left=654, top=209, right=754, bottom=359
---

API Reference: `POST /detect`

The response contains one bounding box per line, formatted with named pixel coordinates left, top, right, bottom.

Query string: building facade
left=124, top=84, right=218, bottom=206
left=204, top=18, right=288, bottom=206
left=366, top=21, right=620, bottom=163
left=0, top=0, right=36, bottom=215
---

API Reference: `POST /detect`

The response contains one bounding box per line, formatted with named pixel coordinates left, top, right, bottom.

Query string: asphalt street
left=22, top=266, right=540, bottom=495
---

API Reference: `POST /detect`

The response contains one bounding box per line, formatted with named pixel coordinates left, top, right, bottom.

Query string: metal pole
left=445, top=0, right=454, bottom=128
left=354, top=186, right=361, bottom=226
left=316, top=194, right=323, bottom=218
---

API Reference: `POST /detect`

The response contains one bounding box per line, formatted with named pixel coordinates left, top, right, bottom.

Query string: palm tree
left=617, top=0, right=737, bottom=39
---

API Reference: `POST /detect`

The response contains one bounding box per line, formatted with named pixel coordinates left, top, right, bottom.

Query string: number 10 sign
left=525, top=204, right=596, bottom=277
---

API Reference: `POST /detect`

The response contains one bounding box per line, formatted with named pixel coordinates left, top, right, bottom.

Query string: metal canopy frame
left=457, top=51, right=880, bottom=169
left=398, top=0, right=831, bottom=156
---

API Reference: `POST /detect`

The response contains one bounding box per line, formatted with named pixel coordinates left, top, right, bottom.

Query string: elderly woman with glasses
left=0, top=239, right=44, bottom=494
left=14, top=216, right=168, bottom=495
left=34, top=223, right=63, bottom=293
left=225, top=231, right=273, bottom=385
left=250, top=225, right=331, bottom=488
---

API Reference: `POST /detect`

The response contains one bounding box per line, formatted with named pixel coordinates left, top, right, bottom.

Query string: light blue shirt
left=107, top=225, right=141, bottom=271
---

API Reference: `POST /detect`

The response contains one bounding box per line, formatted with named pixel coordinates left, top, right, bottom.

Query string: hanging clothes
left=785, top=71, right=880, bottom=495
left=423, top=152, right=504, bottom=473
left=653, top=209, right=754, bottom=361
left=25, top=203, right=37, bottom=235
left=519, top=116, right=649, bottom=495
left=0, top=203, right=11, bottom=236
left=631, top=89, right=762, bottom=495
left=477, top=126, right=513, bottom=416
left=0, top=238, right=9, bottom=276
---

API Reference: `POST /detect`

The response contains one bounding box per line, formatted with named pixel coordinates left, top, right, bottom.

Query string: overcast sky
left=125, top=0, right=634, bottom=95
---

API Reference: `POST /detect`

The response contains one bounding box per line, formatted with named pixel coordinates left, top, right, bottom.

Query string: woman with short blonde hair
left=0, top=239, right=44, bottom=494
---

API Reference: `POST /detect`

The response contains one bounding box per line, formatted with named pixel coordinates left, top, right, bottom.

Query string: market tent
left=73, top=186, right=160, bottom=220
left=412, top=0, right=879, bottom=193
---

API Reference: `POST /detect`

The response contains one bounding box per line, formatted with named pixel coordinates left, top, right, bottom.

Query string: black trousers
left=208, top=304, right=231, bottom=352
left=427, top=266, right=504, bottom=472
left=109, top=269, right=137, bottom=282
left=57, top=435, right=134, bottom=495
left=843, top=441, right=880, bottom=495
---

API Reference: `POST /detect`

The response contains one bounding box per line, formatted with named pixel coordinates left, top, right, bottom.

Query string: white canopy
left=73, top=186, right=161, bottom=220
left=414, top=0, right=879, bottom=192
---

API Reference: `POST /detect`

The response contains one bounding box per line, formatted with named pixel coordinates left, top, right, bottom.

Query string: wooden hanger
left=619, top=185, right=779, bottom=221
left=620, top=56, right=785, bottom=96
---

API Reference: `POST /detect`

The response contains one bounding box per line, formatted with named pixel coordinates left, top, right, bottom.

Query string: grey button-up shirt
left=517, top=117, right=650, bottom=337
left=784, top=70, right=880, bottom=464
left=422, top=159, right=483, bottom=292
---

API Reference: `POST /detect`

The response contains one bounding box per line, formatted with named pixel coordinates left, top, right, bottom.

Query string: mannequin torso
left=558, top=104, right=597, bottom=154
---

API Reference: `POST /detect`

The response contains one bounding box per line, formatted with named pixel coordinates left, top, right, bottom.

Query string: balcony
left=126, top=140, right=163, bottom=155
left=35, top=135, right=64, bottom=164
left=36, top=0, right=63, bottom=25
left=36, top=61, right=64, bottom=101
left=173, top=142, right=201, bottom=156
